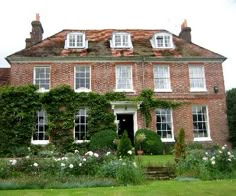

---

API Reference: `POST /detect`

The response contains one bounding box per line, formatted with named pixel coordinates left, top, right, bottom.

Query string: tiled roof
left=7, top=29, right=225, bottom=59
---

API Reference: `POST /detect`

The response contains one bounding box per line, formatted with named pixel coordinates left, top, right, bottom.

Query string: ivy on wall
left=0, top=85, right=181, bottom=156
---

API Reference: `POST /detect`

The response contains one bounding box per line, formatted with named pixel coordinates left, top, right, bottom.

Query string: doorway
left=117, top=114, right=134, bottom=145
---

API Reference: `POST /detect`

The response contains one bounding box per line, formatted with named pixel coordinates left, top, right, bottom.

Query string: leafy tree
left=226, top=88, right=236, bottom=147
left=174, top=128, right=186, bottom=163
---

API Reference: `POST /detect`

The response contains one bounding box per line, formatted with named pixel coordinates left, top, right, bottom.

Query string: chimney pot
left=179, top=20, right=192, bottom=43
left=36, top=13, right=40, bottom=21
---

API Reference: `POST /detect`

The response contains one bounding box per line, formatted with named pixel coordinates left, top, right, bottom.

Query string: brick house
left=5, top=16, right=229, bottom=145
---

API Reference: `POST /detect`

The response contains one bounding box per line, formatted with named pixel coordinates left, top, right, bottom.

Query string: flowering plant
left=135, top=133, right=146, bottom=150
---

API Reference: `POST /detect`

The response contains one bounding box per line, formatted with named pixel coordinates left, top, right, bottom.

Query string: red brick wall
left=10, top=61, right=228, bottom=145
left=0, top=68, right=10, bottom=86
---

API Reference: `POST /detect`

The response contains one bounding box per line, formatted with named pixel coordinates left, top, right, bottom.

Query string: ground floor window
left=156, top=108, right=174, bottom=142
left=32, top=110, right=49, bottom=144
left=75, top=108, right=89, bottom=141
left=192, top=105, right=210, bottom=140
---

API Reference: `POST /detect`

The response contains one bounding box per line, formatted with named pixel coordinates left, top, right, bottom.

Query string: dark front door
left=117, top=114, right=134, bottom=145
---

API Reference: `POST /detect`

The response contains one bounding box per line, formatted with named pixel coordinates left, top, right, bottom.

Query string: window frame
left=74, top=65, right=91, bottom=92
left=34, top=66, right=50, bottom=92
left=151, top=32, right=174, bottom=49
left=115, top=65, right=134, bottom=92
left=110, top=32, right=133, bottom=49
left=192, top=105, right=211, bottom=141
left=32, top=110, right=49, bottom=145
left=156, top=108, right=175, bottom=142
left=153, top=65, right=172, bottom=92
left=189, top=65, right=207, bottom=92
left=64, top=32, right=88, bottom=49
left=74, top=108, right=89, bottom=143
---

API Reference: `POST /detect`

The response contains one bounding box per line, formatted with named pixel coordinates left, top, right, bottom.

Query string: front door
left=117, top=114, right=134, bottom=145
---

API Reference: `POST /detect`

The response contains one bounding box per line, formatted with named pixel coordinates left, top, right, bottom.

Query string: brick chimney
left=179, top=19, right=191, bottom=43
left=25, top=14, right=44, bottom=48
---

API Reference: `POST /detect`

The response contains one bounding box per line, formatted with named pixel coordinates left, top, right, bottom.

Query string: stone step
left=145, top=166, right=176, bottom=180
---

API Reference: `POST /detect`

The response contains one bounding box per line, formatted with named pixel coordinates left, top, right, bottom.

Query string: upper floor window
left=74, top=65, right=91, bottom=92
left=189, top=65, right=206, bottom=92
left=156, top=108, right=174, bottom=142
left=32, top=110, right=49, bottom=145
left=64, top=32, right=88, bottom=49
left=75, top=108, right=89, bottom=142
left=192, top=105, right=211, bottom=141
left=34, top=66, right=50, bottom=92
left=151, top=32, right=174, bottom=49
left=110, top=32, right=133, bottom=49
left=115, top=65, right=133, bottom=92
left=154, top=65, right=171, bottom=92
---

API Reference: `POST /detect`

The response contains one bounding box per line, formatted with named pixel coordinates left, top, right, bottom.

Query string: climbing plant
left=137, top=89, right=181, bottom=127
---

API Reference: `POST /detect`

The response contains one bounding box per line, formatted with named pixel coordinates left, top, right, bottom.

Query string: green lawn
left=136, top=155, right=174, bottom=166
left=1, top=180, right=236, bottom=196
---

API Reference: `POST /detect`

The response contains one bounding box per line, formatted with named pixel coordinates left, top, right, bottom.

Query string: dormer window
left=151, top=32, right=174, bottom=49
left=65, top=32, right=88, bottom=49
left=110, top=32, right=133, bottom=49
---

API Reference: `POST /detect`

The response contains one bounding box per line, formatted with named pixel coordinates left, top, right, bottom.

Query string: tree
left=226, top=88, right=236, bottom=147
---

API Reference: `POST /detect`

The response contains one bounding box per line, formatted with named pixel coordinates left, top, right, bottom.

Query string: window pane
left=189, top=65, right=205, bottom=89
left=192, top=105, right=209, bottom=138
left=33, top=110, right=48, bottom=141
left=156, top=108, right=173, bottom=139
left=116, top=65, right=132, bottom=90
left=154, top=65, right=170, bottom=90
left=74, top=108, right=88, bottom=140
left=75, top=66, right=90, bottom=90
left=34, top=67, right=50, bottom=90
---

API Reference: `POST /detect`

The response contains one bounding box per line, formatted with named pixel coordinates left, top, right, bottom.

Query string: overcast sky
left=0, top=0, right=235, bottom=90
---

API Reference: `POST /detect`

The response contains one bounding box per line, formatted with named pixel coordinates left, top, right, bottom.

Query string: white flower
left=230, top=154, right=235, bottom=158
left=228, top=158, right=232, bottom=162
left=133, top=162, right=137, bottom=168
left=224, top=144, right=227, bottom=147
left=222, top=146, right=225, bottom=150
left=122, top=162, right=126, bottom=166
left=127, top=150, right=132, bottom=155
left=205, top=152, right=208, bottom=155
left=26, top=155, right=30, bottom=159
left=94, top=153, right=99, bottom=158
left=28, top=147, right=31, bottom=151
left=227, top=151, right=231, bottom=156
left=218, top=150, right=222, bottom=154
left=211, top=160, right=215, bottom=165
left=210, top=156, right=215, bottom=160
left=62, top=157, right=68, bottom=160
left=69, top=164, right=74, bottom=168
left=61, top=163, right=65, bottom=167
left=33, top=162, right=38, bottom=167
left=74, top=150, right=79, bottom=153
left=85, top=151, right=93, bottom=156
left=106, top=152, right=111, bottom=156
left=79, top=163, right=82, bottom=167
left=203, top=157, right=208, bottom=161
left=83, top=158, right=86, bottom=162
left=9, top=159, right=17, bottom=165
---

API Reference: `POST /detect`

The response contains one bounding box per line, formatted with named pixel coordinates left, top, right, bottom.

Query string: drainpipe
left=141, top=56, right=145, bottom=89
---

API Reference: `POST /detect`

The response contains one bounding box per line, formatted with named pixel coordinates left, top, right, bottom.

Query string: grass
left=1, top=179, right=236, bottom=195
left=136, top=155, right=175, bottom=167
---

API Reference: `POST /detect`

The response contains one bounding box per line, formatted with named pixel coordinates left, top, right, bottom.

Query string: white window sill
left=190, top=88, right=207, bottom=92
left=114, top=89, right=136, bottom=93
left=74, top=140, right=90, bottom=144
left=31, top=140, right=49, bottom=145
left=75, top=88, right=91, bottom=93
left=36, top=89, right=50, bottom=93
left=154, top=89, right=172, bottom=93
left=194, top=137, right=212, bottom=142
left=161, top=138, right=175, bottom=143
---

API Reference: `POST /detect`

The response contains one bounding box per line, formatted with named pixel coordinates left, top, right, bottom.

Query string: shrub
left=117, top=131, right=133, bottom=159
left=174, top=128, right=186, bottom=163
left=89, top=129, right=117, bottom=152
left=134, top=129, right=163, bottom=155
left=187, top=142, right=204, bottom=151
left=163, top=142, right=175, bottom=155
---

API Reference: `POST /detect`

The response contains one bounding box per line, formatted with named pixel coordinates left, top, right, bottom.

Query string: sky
left=0, top=0, right=235, bottom=90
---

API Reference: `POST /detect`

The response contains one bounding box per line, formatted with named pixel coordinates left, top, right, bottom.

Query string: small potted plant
left=135, top=133, right=146, bottom=155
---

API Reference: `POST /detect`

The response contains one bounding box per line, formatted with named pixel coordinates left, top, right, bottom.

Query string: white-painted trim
left=110, top=32, right=133, bottom=49
left=64, top=32, right=88, bottom=49
left=150, top=32, right=174, bottom=49
left=111, top=102, right=139, bottom=137
left=31, top=140, right=49, bottom=145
